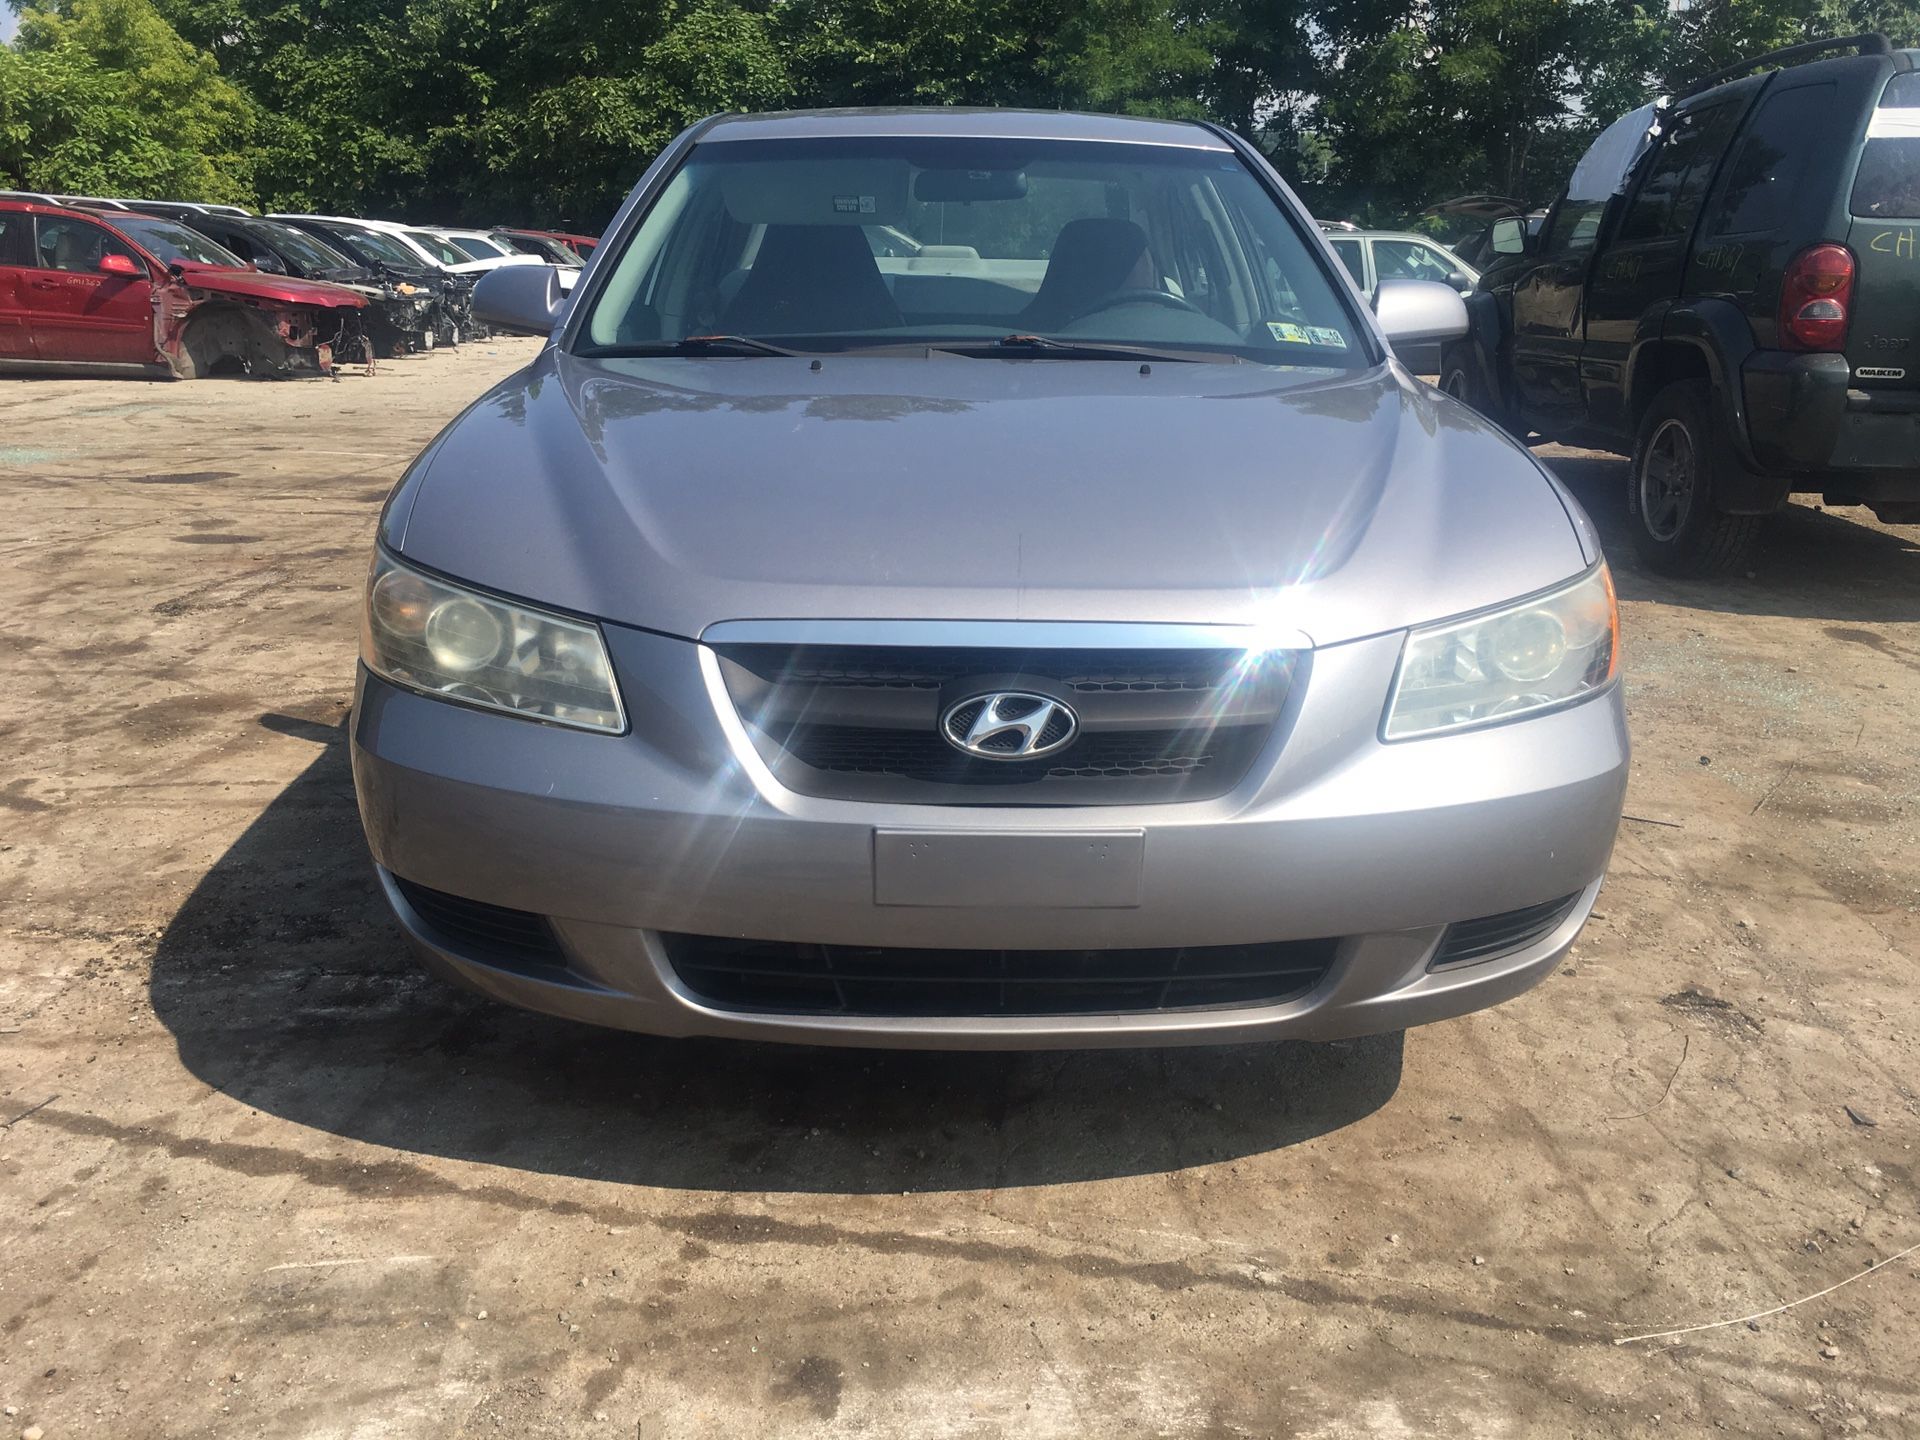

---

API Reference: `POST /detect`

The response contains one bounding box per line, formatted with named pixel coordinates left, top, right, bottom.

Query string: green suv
left=1442, top=34, right=1919, bottom=575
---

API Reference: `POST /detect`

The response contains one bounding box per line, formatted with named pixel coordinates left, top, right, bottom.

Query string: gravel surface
left=1, top=346, right=1915, bottom=1437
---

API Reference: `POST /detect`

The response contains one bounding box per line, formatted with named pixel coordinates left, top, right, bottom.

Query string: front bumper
left=351, top=623, right=1629, bottom=1049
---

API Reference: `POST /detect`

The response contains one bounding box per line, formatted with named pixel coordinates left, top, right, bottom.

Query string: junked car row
left=0, top=193, right=595, bottom=380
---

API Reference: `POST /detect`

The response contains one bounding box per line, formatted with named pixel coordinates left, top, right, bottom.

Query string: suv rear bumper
left=1743, top=351, right=1920, bottom=496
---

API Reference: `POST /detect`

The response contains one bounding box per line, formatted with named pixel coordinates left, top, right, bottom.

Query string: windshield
left=512, top=233, right=580, bottom=264
left=408, top=230, right=468, bottom=265
left=116, top=217, right=247, bottom=268
left=326, top=225, right=421, bottom=268
left=448, top=234, right=506, bottom=260
left=580, top=136, right=1366, bottom=365
left=1853, top=71, right=1920, bottom=220
left=252, top=221, right=355, bottom=273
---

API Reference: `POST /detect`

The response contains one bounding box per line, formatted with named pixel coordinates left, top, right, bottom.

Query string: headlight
left=1384, top=564, right=1617, bottom=740
left=361, top=550, right=626, bottom=733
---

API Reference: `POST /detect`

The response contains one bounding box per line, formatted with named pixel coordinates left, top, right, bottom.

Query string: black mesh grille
left=393, top=877, right=566, bottom=969
left=1430, top=893, right=1581, bottom=969
left=788, top=726, right=1219, bottom=781
left=762, top=647, right=1232, bottom=694
left=714, top=642, right=1291, bottom=806
left=664, top=934, right=1339, bottom=1017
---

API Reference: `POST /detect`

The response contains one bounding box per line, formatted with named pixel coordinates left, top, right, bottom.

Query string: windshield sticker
left=1266, top=322, right=1311, bottom=344
left=1307, top=326, right=1348, bottom=349
left=833, top=195, right=878, bottom=215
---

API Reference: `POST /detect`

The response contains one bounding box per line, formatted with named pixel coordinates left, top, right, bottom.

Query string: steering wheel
left=1064, top=288, right=1206, bottom=325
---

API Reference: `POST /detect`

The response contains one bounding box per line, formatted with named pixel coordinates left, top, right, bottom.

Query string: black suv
left=1442, top=35, right=1919, bottom=574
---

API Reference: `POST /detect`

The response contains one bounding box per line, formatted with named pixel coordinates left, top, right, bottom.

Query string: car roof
left=698, top=107, right=1230, bottom=150
left=0, top=198, right=142, bottom=225
left=1321, top=227, right=1451, bottom=243
left=272, top=214, right=389, bottom=229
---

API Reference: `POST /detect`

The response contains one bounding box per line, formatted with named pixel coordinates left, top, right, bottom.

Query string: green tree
left=777, top=0, right=1210, bottom=113
left=1, top=0, right=257, bottom=201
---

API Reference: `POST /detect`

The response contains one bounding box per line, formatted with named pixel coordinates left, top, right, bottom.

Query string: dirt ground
left=1, top=340, right=1916, bottom=1440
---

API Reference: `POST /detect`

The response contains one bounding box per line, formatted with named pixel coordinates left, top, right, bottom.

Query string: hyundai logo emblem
left=940, top=691, right=1079, bottom=761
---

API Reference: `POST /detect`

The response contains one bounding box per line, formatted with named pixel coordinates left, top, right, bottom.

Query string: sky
left=1, top=5, right=17, bottom=44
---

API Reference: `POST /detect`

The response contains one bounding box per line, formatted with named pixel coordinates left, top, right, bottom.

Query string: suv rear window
left=1620, top=99, right=1743, bottom=243
left=1707, top=82, right=1834, bottom=236
left=1852, top=71, right=1920, bottom=219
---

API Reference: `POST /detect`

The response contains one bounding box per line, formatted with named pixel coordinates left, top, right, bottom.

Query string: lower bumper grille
left=663, top=934, right=1338, bottom=1017
left=1429, top=893, right=1581, bottom=969
left=392, top=877, right=566, bottom=970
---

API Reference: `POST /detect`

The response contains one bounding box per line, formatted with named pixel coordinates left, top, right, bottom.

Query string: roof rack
left=1680, top=33, right=1891, bottom=99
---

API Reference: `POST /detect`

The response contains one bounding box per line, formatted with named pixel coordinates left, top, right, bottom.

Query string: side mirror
left=1373, top=279, right=1469, bottom=347
left=473, top=262, right=569, bottom=335
left=252, top=252, right=287, bottom=275
left=1445, top=270, right=1473, bottom=293
left=1490, top=217, right=1531, bottom=256
left=97, top=252, right=141, bottom=278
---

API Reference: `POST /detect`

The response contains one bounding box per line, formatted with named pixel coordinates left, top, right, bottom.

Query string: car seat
left=720, top=225, right=903, bottom=336
left=1019, top=219, right=1157, bottom=329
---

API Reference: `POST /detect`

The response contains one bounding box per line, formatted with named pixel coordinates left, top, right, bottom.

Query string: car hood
left=443, top=255, right=544, bottom=275
left=393, top=351, right=1590, bottom=648
left=176, top=262, right=367, bottom=309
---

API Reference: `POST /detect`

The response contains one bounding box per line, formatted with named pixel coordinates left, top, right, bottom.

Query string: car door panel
left=29, top=214, right=158, bottom=365
left=1509, top=198, right=1610, bottom=429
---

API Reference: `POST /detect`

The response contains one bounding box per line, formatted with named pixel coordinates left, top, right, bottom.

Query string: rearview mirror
left=97, top=252, right=141, bottom=278
left=1372, top=279, right=1469, bottom=348
left=1490, top=217, right=1530, bottom=256
left=252, top=253, right=287, bottom=275
left=473, top=262, right=569, bottom=335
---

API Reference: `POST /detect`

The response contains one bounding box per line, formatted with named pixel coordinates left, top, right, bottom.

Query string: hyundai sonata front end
left=350, top=108, right=1628, bottom=1049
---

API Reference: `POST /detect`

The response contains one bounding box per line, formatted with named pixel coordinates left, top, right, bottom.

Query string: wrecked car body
left=176, top=212, right=440, bottom=359
left=267, top=216, right=476, bottom=348
left=0, top=201, right=367, bottom=380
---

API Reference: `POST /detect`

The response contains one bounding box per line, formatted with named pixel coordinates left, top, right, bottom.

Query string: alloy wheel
left=1639, top=417, right=1697, bottom=543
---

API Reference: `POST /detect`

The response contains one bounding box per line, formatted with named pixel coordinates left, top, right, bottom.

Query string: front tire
left=1628, top=380, right=1763, bottom=577
left=1439, top=342, right=1520, bottom=437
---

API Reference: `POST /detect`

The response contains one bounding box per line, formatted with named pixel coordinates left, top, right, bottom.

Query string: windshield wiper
left=591, top=334, right=803, bottom=358
left=934, top=334, right=1237, bottom=364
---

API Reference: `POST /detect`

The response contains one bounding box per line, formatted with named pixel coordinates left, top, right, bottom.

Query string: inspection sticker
left=833, top=195, right=878, bottom=214
left=1307, top=326, right=1348, bottom=348
left=1266, top=322, right=1311, bottom=344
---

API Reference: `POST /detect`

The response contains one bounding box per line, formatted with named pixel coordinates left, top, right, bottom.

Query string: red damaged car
left=0, top=201, right=368, bottom=379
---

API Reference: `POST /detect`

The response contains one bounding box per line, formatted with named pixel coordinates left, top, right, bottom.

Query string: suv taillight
left=1779, top=244, right=1855, bottom=352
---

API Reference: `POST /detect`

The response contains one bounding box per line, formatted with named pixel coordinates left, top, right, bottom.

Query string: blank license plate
left=873, top=830, right=1145, bottom=908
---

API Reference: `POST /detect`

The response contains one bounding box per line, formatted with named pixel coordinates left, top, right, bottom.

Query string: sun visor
left=719, top=160, right=910, bottom=226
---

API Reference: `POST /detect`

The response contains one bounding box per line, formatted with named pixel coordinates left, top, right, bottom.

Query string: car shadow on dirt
left=146, top=712, right=1404, bottom=1195
left=1545, top=452, right=1920, bottom=624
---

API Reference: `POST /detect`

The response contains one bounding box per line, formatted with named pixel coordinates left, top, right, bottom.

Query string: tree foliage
left=4, top=0, right=1914, bottom=227
left=1, top=0, right=257, bottom=201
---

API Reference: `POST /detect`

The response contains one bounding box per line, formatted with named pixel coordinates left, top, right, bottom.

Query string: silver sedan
left=351, top=108, right=1627, bottom=1049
